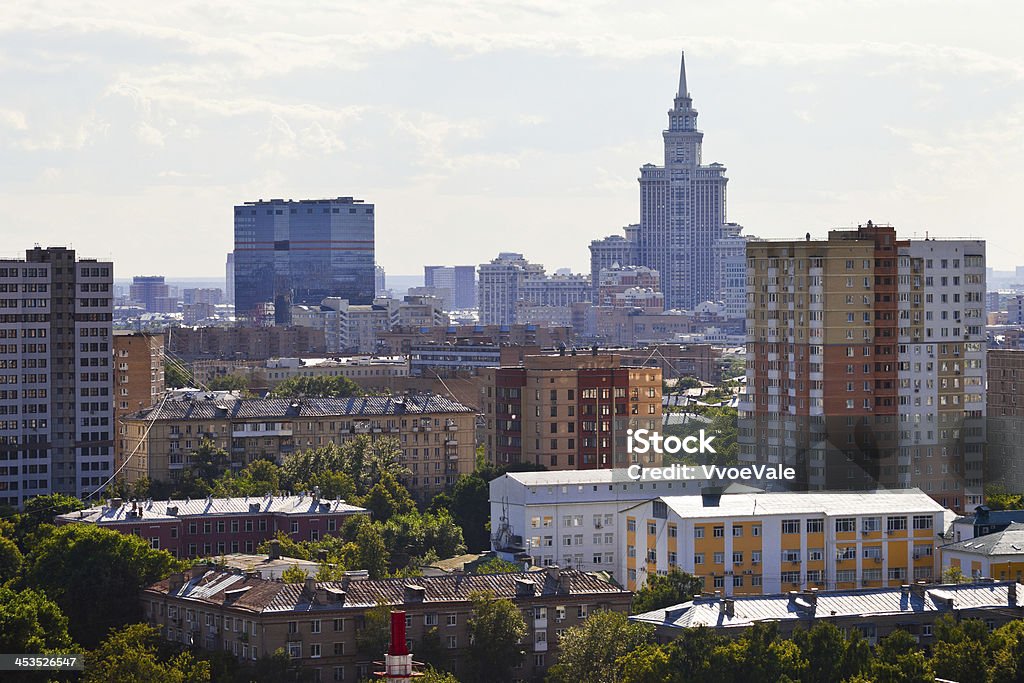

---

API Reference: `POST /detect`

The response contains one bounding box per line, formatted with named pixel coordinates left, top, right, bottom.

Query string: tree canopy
left=465, top=591, right=528, bottom=682
left=269, top=375, right=360, bottom=399
left=630, top=568, right=704, bottom=614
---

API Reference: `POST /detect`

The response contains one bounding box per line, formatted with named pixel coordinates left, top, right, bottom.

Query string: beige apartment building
left=142, top=565, right=631, bottom=682
left=119, top=394, right=477, bottom=500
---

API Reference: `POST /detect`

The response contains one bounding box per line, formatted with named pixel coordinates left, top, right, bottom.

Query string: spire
left=677, top=51, right=688, bottom=99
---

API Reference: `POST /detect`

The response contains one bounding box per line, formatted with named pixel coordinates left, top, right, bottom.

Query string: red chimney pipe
left=389, top=611, right=408, bottom=656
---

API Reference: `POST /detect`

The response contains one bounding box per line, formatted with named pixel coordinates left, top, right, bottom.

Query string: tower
left=376, top=610, right=421, bottom=681
left=638, top=52, right=730, bottom=310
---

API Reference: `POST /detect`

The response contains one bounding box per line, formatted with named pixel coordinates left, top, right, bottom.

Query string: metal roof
left=57, top=495, right=368, bottom=524
left=631, top=581, right=1024, bottom=631
left=126, top=394, right=475, bottom=422
left=146, top=567, right=629, bottom=614
left=943, top=523, right=1024, bottom=556
left=655, top=489, right=945, bottom=519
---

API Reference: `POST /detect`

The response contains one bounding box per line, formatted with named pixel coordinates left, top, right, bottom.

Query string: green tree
left=269, top=375, right=360, bottom=399
left=465, top=591, right=528, bottom=683
left=212, top=458, right=281, bottom=497
left=306, top=470, right=356, bottom=501
left=942, top=565, right=969, bottom=584
left=870, top=629, right=933, bottom=683
left=418, top=627, right=447, bottom=671
left=14, top=493, right=85, bottom=545
left=0, top=535, right=23, bottom=583
left=0, top=585, right=74, bottom=654
left=984, top=484, right=1024, bottom=511
left=206, top=373, right=250, bottom=391
left=355, top=603, right=392, bottom=657
left=361, top=470, right=416, bottom=520
left=244, top=648, right=314, bottom=683
left=84, top=623, right=210, bottom=683
left=709, top=621, right=807, bottom=683
left=256, top=532, right=310, bottom=561
left=547, top=610, right=654, bottom=683
left=616, top=643, right=676, bottom=683
left=20, top=523, right=181, bottom=646
left=420, top=668, right=461, bottom=683
left=473, top=557, right=522, bottom=575
left=282, top=564, right=309, bottom=583
left=930, top=616, right=989, bottom=683
left=792, top=622, right=869, bottom=683
left=631, top=568, right=704, bottom=614
left=281, top=437, right=408, bottom=497
left=164, top=361, right=191, bottom=389
left=446, top=474, right=490, bottom=552
left=988, top=619, right=1024, bottom=683
left=188, top=439, right=231, bottom=484
left=356, top=523, right=390, bottom=579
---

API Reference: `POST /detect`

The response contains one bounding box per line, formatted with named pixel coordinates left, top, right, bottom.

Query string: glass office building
left=233, top=197, right=375, bottom=325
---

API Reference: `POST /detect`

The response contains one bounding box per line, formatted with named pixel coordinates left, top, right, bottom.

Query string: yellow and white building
left=941, top=522, right=1024, bottom=583
left=622, top=490, right=945, bottom=595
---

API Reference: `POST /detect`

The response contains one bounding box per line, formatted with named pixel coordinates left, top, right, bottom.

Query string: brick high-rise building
left=0, top=247, right=114, bottom=505
left=986, top=350, right=1024, bottom=492
left=482, top=352, right=662, bottom=470
left=739, top=224, right=986, bottom=513
left=113, top=331, right=165, bottom=474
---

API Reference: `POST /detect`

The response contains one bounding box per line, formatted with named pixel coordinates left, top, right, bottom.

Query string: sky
left=1, top=1, right=1023, bottom=279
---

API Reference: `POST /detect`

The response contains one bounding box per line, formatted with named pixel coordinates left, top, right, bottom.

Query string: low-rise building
left=950, top=506, right=1024, bottom=543
left=119, top=394, right=477, bottom=500
left=262, top=357, right=409, bottom=385
left=490, top=469, right=756, bottom=575
left=55, top=494, right=368, bottom=559
left=621, top=490, right=946, bottom=595
left=631, top=581, right=1024, bottom=644
left=941, top=523, right=1024, bottom=582
left=142, top=564, right=631, bottom=681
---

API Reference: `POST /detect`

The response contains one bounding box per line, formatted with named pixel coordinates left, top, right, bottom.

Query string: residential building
left=1009, top=295, right=1024, bottom=325
left=714, top=223, right=752, bottom=320
left=621, top=490, right=945, bottom=594
left=142, top=564, right=631, bottom=680
left=0, top=247, right=114, bottom=505
left=377, top=324, right=574, bottom=357
left=631, top=581, right=1024, bottom=644
left=374, top=264, right=386, bottom=297
left=165, top=326, right=326, bottom=361
left=950, top=506, right=1024, bottom=543
left=596, top=266, right=662, bottom=309
left=113, top=331, right=165, bottom=471
left=589, top=227, right=639, bottom=299
left=585, top=307, right=692, bottom=347
left=941, top=523, right=1024, bottom=581
left=637, top=53, right=730, bottom=310
left=614, top=344, right=722, bottom=384
left=119, top=394, right=477, bottom=500
left=481, top=352, right=662, bottom=470
left=233, top=197, right=375, bottom=325
left=409, top=344, right=541, bottom=378
left=56, top=495, right=368, bottom=559
left=740, top=224, right=986, bottom=513
left=424, top=266, right=477, bottom=309
left=489, top=469, right=755, bottom=574
left=291, top=296, right=448, bottom=355
left=262, top=357, right=409, bottom=386
left=986, top=349, right=1024, bottom=492
left=477, top=254, right=590, bottom=325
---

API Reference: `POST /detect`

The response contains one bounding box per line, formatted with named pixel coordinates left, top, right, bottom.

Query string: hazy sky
left=2, top=1, right=1023, bottom=278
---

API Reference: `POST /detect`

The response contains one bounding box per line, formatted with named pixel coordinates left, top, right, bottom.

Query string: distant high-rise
left=638, top=52, right=730, bottom=310
left=424, top=265, right=476, bottom=309
left=477, top=254, right=589, bottom=325
left=233, top=197, right=375, bottom=325
left=130, top=275, right=176, bottom=312
left=589, top=226, right=639, bottom=299
left=225, top=253, right=235, bottom=305
left=375, top=264, right=387, bottom=297
left=0, top=247, right=113, bottom=506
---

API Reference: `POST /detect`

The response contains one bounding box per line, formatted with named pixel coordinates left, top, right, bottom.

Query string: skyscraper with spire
left=638, top=52, right=731, bottom=310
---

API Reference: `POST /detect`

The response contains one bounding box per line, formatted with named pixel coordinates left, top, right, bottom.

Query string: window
left=751, top=525, right=761, bottom=537
left=333, top=618, right=344, bottom=632
left=887, top=516, right=908, bottom=532
left=781, top=519, right=800, bottom=534
left=446, top=614, right=457, bottom=627
left=694, top=553, right=704, bottom=565
left=424, top=614, right=438, bottom=626
left=288, top=642, right=301, bottom=659
left=713, top=552, right=725, bottom=564
left=288, top=621, right=297, bottom=635
left=912, top=515, right=933, bottom=530
left=862, top=517, right=881, bottom=533
left=447, top=636, right=457, bottom=649
left=732, top=552, right=743, bottom=564
left=806, top=519, right=824, bottom=533
left=835, top=518, right=856, bottom=533
left=713, top=526, right=724, bottom=537
left=334, top=642, right=345, bottom=656
left=310, top=643, right=321, bottom=658
left=311, top=619, right=321, bottom=634
left=627, top=519, right=636, bottom=532
left=694, top=526, right=704, bottom=539
left=732, top=525, right=743, bottom=537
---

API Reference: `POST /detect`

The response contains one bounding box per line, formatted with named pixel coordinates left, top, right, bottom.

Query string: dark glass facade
left=233, top=197, right=375, bottom=324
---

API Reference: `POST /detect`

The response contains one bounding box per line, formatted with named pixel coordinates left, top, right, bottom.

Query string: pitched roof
left=56, top=495, right=367, bottom=524
left=145, top=567, right=628, bottom=614
left=648, top=489, right=945, bottom=519
left=943, top=522, right=1024, bottom=556
left=631, top=582, right=1024, bottom=631
left=125, top=394, right=475, bottom=422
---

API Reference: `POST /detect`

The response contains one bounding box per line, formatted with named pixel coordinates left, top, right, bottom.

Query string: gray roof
left=943, top=522, right=1024, bottom=556
left=146, top=567, right=629, bottom=614
left=126, top=394, right=475, bottom=422
left=57, top=495, right=368, bottom=524
left=631, top=582, right=1024, bottom=631
left=647, top=489, right=945, bottom=519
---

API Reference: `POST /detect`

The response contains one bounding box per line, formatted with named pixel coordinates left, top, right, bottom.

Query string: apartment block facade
left=113, top=331, right=165, bottom=471
left=477, top=253, right=590, bottom=326
left=740, top=224, right=986, bottom=513
left=119, top=395, right=477, bottom=500
left=482, top=353, right=662, bottom=470
left=55, top=494, right=368, bottom=559
left=0, top=247, right=114, bottom=505
left=986, top=349, right=1024, bottom=492
left=622, top=490, right=945, bottom=595
left=165, top=325, right=326, bottom=361
left=142, top=565, right=631, bottom=682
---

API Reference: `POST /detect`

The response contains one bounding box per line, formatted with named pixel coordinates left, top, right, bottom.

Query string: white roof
left=58, top=495, right=368, bottom=524
left=654, top=489, right=945, bottom=519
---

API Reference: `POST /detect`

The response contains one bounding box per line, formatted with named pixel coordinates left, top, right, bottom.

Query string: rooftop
left=943, top=523, right=1024, bottom=556
left=146, top=566, right=628, bottom=614
left=124, top=394, right=475, bottom=422
left=56, top=495, right=368, bottom=524
left=639, top=489, right=946, bottom=518
left=631, top=581, right=1023, bottom=631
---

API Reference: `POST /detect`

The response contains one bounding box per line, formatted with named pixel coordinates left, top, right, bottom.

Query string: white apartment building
left=621, top=490, right=946, bottom=595
left=489, top=469, right=752, bottom=575
left=263, top=356, right=408, bottom=385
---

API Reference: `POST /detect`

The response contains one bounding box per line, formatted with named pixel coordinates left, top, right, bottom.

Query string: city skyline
left=2, top=2, right=1022, bottom=277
